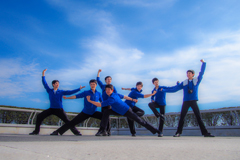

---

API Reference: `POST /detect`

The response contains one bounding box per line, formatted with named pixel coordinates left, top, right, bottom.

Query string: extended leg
left=176, top=102, right=190, bottom=134
left=56, top=112, right=89, bottom=135
left=53, top=108, right=80, bottom=135
left=124, top=108, right=159, bottom=134
left=191, top=101, right=208, bottom=135
left=32, top=108, right=53, bottom=134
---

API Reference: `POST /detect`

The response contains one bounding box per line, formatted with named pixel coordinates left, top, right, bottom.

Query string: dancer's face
left=105, top=88, right=113, bottom=96
left=187, top=72, right=194, bottom=79
left=52, top=82, right=59, bottom=90
left=153, top=80, right=159, bottom=87
left=136, top=85, right=143, bottom=91
left=105, top=77, right=112, bottom=85
left=90, top=82, right=97, bottom=90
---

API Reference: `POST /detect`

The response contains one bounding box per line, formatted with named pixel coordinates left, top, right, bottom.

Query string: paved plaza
left=0, top=134, right=239, bottom=160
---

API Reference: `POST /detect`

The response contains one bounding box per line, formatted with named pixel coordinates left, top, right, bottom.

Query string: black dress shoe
left=50, top=131, right=59, bottom=136
left=173, top=133, right=181, bottom=137
left=29, top=131, right=38, bottom=135
left=75, top=133, right=82, bottom=136
left=158, top=132, right=163, bottom=137
left=132, top=134, right=136, bottom=137
left=95, top=130, right=107, bottom=136
left=204, top=133, right=215, bottom=137
left=107, top=131, right=111, bottom=136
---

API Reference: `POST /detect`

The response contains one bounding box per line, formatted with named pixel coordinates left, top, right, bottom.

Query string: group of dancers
left=29, top=59, right=215, bottom=137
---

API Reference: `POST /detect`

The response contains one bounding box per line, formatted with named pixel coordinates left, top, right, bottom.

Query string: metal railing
left=0, top=106, right=240, bottom=128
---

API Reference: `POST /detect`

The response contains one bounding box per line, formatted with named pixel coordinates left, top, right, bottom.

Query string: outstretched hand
left=177, top=81, right=180, bottom=85
left=86, top=96, right=91, bottom=102
left=200, top=59, right=205, bottom=63
left=152, top=90, right=157, bottom=95
left=63, top=96, right=67, bottom=99
left=121, top=88, right=124, bottom=90
left=98, top=69, right=102, bottom=73
left=80, top=85, right=86, bottom=90
left=133, top=99, right=138, bottom=103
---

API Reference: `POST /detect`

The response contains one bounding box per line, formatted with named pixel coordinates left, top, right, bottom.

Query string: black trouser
left=148, top=102, right=165, bottom=132
left=100, top=108, right=159, bottom=134
left=127, top=106, right=145, bottom=134
left=176, top=100, right=208, bottom=135
left=34, top=108, right=79, bottom=134
left=57, top=111, right=103, bottom=135
left=102, top=106, right=111, bottom=133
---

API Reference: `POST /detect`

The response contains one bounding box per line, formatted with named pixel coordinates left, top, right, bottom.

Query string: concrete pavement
left=0, top=134, right=240, bottom=160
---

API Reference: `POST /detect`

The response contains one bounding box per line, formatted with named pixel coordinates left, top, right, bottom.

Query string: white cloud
left=0, top=58, right=42, bottom=97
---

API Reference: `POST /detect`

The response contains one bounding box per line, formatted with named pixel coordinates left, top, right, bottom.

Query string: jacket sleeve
left=75, top=91, right=86, bottom=99
left=197, top=62, right=206, bottom=85
left=162, top=83, right=183, bottom=93
left=97, top=77, right=104, bottom=90
left=118, top=94, right=124, bottom=99
left=113, top=86, right=118, bottom=93
left=42, top=76, right=51, bottom=93
left=62, top=88, right=81, bottom=95
left=102, top=97, right=115, bottom=107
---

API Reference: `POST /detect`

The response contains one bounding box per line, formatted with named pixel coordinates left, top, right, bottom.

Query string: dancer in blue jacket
left=29, top=69, right=82, bottom=135
left=162, top=59, right=214, bottom=137
left=122, top=81, right=156, bottom=136
left=148, top=78, right=179, bottom=137
left=97, top=69, right=117, bottom=135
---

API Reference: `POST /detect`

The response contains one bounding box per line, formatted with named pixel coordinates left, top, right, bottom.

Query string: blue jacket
left=162, top=62, right=206, bottom=102
left=97, top=77, right=118, bottom=102
left=102, top=93, right=129, bottom=115
left=42, top=76, right=80, bottom=109
left=125, top=88, right=144, bottom=108
left=76, top=89, right=102, bottom=115
left=151, top=85, right=177, bottom=106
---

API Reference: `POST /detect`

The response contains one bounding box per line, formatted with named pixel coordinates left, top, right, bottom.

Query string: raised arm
left=86, top=96, right=102, bottom=107
left=42, top=69, right=51, bottom=92
left=197, top=59, right=206, bottom=85
left=96, top=69, right=104, bottom=89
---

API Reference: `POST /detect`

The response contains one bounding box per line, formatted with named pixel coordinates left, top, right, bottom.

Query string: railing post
left=31, top=111, right=37, bottom=125
left=27, top=111, right=34, bottom=125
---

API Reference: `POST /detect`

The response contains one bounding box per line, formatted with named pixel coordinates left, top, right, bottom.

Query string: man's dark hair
left=136, top=81, right=143, bottom=86
left=89, top=79, right=97, bottom=84
left=187, top=70, right=195, bottom=75
left=105, top=76, right=112, bottom=81
left=152, top=78, right=158, bottom=84
left=52, top=80, right=59, bottom=86
left=105, top=84, right=114, bottom=90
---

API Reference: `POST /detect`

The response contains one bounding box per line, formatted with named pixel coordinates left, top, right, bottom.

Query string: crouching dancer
left=29, top=69, right=81, bottom=135
left=87, top=84, right=160, bottom=136
left=122, top=81, right=156, bottom=137
left=50, top=79, right=106, bottom=136
left=162, top=59, right=214, bottom=137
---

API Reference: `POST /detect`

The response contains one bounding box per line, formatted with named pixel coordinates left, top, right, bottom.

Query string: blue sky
left=1, top=0, right=240, bottom=114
